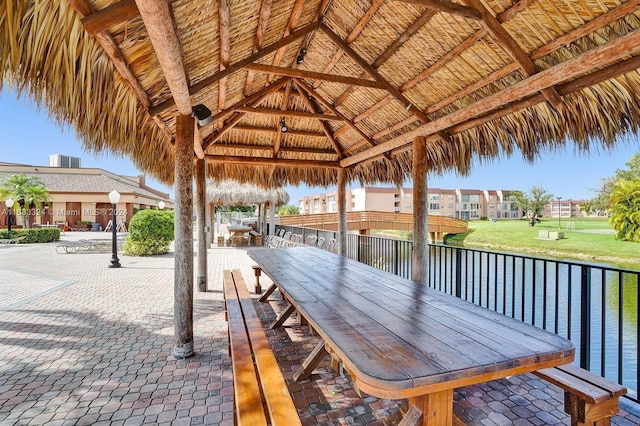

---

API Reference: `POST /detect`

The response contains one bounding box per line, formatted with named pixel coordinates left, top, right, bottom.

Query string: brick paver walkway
left=0, top=233, right=638, bottom=425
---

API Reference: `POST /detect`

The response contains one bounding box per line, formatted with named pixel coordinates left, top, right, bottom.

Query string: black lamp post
left=5, top=198, right=14, bottom=237
left=556, top=196, right=562, bottom=229
left=108, top=190, right=121, bottom=268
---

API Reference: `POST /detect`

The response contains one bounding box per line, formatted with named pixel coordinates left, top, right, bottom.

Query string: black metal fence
left=274, top=225, right=640, bottom=402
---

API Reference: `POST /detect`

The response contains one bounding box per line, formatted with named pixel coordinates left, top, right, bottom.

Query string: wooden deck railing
left=276, top=211, right=468, bottom=234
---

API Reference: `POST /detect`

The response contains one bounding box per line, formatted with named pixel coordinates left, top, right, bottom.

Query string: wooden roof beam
left=292, top=84, right=345, bottom=159
left=231, top=126, right=325, bottom=138
left=313, top=0, right=384, bottom=89
left=81, top=0, right=139, bottom=35
left=294, top=79, right=393, bottom=162
left=462, top=0, right=563, bottom=107
left=267, top=0, right=306, bottom=82
left=217, top=0, right=231, bottom=128
left=236, top=107, right=343, bottom=121
left=244, top=0, right=275, bottom=95
left=244, top=63, right=385, bottom=89
left=320, top=24, right=452, bottom=143
left=395, top=0, right=481, bottom=20
left=149, top=20, right=321, bottom=116
left=135, top=0, right=191, bottom=115
left=206, top=155, right=341, bottom=169
left=273, top=80, right=293, bottom=157
left=341, top=27, right=640, bottom=167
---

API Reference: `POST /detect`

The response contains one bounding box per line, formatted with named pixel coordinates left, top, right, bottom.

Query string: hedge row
left=0, top=228, right=61, bottom=243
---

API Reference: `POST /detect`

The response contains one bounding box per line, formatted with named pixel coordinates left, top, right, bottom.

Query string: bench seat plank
left=223, top=270, right=268, bottom=426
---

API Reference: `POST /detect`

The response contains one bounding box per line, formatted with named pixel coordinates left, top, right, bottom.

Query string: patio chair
left=316, top=237, right=325, bottom=249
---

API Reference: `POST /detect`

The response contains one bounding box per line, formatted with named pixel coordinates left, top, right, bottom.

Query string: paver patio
left=0, top=233, right=638, bottom=425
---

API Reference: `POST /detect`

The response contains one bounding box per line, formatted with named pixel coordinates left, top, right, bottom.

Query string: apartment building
left=542, top=199, right=588, bottom=219
left=299, top=187, right=522, bottom=220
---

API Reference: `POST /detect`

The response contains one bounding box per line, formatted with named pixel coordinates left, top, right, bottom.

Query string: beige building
left=299, top=187, right=522, bottom=220
left=542, top=199, right=589, bottom=220
left=1, top=161, right=173, bottom=230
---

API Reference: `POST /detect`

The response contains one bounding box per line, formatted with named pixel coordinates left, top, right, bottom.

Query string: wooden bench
left=222, top=269, right=301, bottom=426
left=533, top=364, right=627, bottom=426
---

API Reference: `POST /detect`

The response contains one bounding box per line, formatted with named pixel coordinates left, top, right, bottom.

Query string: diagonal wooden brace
left=269, top=303, right=296, bottom=329
left=293, top=340, right=329, bottom=381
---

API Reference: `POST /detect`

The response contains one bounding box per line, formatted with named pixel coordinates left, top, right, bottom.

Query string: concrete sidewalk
left=0, top=235, right=638, bottom=425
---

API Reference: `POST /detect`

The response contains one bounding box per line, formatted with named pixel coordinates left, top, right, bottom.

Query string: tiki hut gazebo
left=2, top=0, right=640, bottom=359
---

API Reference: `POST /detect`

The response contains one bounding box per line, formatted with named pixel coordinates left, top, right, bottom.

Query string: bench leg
left=293, top=340, right=328, bottom=381
left=565, top=393, right=618, bottom=426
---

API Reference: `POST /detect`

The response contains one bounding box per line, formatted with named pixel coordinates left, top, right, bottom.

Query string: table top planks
left=249, top=246, right=575, bottom=399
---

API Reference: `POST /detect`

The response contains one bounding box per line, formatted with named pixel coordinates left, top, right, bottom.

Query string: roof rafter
left=232, top=125, right=325, bottom=138
left=149, top=20, right=322, bottom=116
left=207, top=143, right=338, bottom=156
left=135, top=0, right=191, bottom=115
left=293, top=79, right=393, bottom=162
left=244, top=0, right=275, bottom=95
left=236, top=107, right=343, bottom=121
left=341, top=27, right=640, bottom=167
left=81, top=0, right=139, bottom=35
left=313, top=0, right=384, bottom=90
left=292, top=83, right=344, bottom=159
left=217, top=0, right=231, bottom=128
left=266, top=0, right=306, bottom=83
left=395, top=0, right=481, bottom=20
left=319, top=23, right=452, bottom=143
left=273, top=80, right=293, bottom=157
left=462, top=0, right=563, bottom=107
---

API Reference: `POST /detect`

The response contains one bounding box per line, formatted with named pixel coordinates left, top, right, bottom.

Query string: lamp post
left=5, top=198, right=14, bottom=237
left=158, top=201, right=165, bottom=210
left=556, top=196, right=562, bottom=229
left=108, top=190, right=121, bottom=268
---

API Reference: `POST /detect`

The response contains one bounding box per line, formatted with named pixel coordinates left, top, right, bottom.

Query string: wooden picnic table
left=249, top=246, right=575, bottom=425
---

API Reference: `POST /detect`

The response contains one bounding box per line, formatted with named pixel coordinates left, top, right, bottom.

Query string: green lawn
left=373, top=218, right=640, bottom=270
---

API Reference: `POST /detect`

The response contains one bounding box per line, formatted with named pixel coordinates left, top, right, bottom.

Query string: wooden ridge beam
left=135, top=0, right=191, bottom=115
left=395, top=0, right=481, bottom=20
left=149, top=20, right=321, bottom=116
left=293, top=84, right=344, bottom=159
left=236, top=107, right=343, bottom=121
left=205, top=155, right=341, bottom=169
left=340, top=27, right=640, bottom=167
left=81, top=0, right=139, bottom=35
left=273, top=80, right=293, bottom=157
left=245, top=63, right=385, bottom=89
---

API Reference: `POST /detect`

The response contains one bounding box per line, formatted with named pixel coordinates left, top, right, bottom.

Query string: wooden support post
left=269, top=198, right=276, bottom=236
left=412, top=137, right=428, bottom=285
left=252, top=265, right=262, bottom=293
left=337, top=168, right=347, bottom=257
left=195, top=158, right=207, bottom=292
left=407, top=390, right=453, bottom=426
left=173, top=114, right=195, bottom=358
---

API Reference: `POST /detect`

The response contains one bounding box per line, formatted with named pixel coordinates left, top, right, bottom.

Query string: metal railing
left=274, top=225, right=640, bottom=402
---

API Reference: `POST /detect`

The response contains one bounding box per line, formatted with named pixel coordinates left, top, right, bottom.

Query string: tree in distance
left=508, top=186, right=554, bottom=226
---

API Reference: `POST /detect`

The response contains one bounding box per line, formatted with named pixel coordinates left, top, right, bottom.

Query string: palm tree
left=0, top=174, right=52, bottom=229
left=608, top=179, right=640, bottom=242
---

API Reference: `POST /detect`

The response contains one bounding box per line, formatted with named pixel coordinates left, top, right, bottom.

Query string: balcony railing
left=274, top=225, right=640, bottom=402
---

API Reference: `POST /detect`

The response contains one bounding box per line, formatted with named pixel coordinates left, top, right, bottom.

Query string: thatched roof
left=207, top=180, right=290, bottom=206
left=2, top=0, right=640, bottom=187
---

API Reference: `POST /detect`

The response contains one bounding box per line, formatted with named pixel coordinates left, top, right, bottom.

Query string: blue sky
left=1, top=88, right=639, bottom=204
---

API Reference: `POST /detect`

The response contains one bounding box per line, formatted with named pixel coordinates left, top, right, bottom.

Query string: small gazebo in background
left=206, top=179, right=290, bottom=241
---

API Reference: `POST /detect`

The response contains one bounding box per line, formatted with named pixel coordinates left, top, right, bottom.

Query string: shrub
left=0, top=228, right=60, bottom=243
left=123, top=209, right=174, bottom=256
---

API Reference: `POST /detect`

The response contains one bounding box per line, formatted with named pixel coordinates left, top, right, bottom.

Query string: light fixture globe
left=158, top=201, right=165, bottom=210
left=5, top=198, right=14, bottom=208
left=108, top=190, right=121, bottom=204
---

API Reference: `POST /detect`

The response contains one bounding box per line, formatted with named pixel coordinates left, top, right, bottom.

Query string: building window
left=429, top=203, right=439, bottom=210
left=404, top=203, right=412, bottom=209
left=470, top=203, right=480, bottom=210
left=429, top=194, right=440, bottom=200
